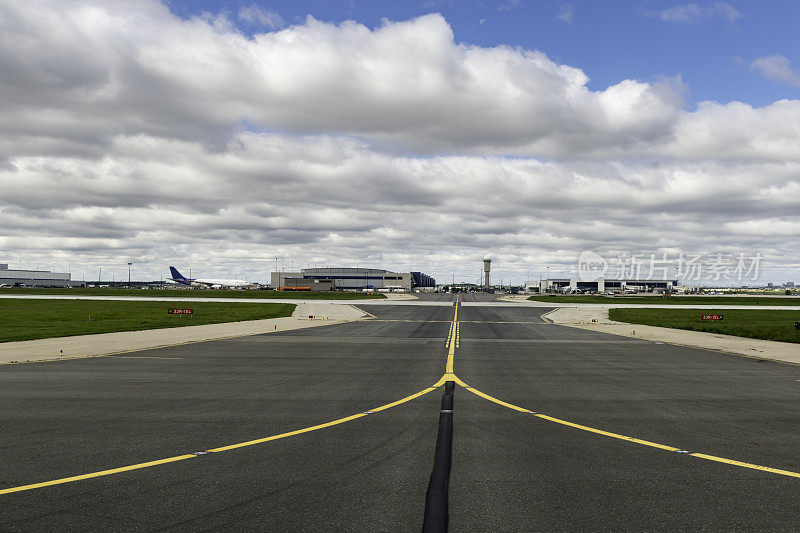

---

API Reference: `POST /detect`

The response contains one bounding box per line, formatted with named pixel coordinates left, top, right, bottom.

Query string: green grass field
left=528, top=295, right=800, bottom=306
left=0, top=287, right=385, bottom=299
left=609, top=308, right=800, bottom=344
left=0, top=299, right=296, bottom=342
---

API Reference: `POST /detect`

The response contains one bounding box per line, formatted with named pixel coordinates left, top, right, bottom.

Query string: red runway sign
left=168, top=308, right=193, bottom=314
left=701, top=314, right=723, bottom=321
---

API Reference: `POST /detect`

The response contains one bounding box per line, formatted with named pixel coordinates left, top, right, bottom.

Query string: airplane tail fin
left=169, top=266, right=186, bottom=280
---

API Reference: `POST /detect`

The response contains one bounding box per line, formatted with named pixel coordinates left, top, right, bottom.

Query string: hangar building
left=0, top=263, right=83, bottom=288
left=271, top=267, right=435, bottom=291
left=537, top=277, right=678, bottom=293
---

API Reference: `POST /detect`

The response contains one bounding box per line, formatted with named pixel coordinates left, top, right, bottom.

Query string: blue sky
left=167, top=0, right=800, bottom=108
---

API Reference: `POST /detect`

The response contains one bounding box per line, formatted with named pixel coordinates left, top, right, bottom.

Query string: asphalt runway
left=1, top=297, right=799, bottom=531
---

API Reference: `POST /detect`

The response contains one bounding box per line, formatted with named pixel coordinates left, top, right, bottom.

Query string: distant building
left=538, top=277, right=677, bottom=293
left=270, top=267, right=435, bottom=291
left=448, top=282, right=479, bottom=292
left=0, top=263, right=83, bottom=288
left=411, top=271, right=436, bottom=288
left=785, top=282, right=796, bottom=288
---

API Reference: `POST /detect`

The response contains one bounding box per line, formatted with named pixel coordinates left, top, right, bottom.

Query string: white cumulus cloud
left=654, top=2, right=741, bottom=24
left=0, top=1, right=798, bottom=283
left=751, top=54, right=800, bottom=87
left=238, top=4, right=283, bottom=29
left=556, top=3, right=573, bottom=24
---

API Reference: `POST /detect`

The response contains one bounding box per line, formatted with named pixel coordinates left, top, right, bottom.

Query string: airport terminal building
left=0, top=263, right=83, bottom=288
left=271, top=267, right=435, bottom=291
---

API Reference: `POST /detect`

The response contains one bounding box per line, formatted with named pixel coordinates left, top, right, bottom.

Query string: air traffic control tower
left=483, top=258, right=491, bottom=290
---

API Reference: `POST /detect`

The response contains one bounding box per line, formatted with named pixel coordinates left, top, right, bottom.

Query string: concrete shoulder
left=1, top=303, right=370, bottom=365
left=546, top=307, right=800, bottom=366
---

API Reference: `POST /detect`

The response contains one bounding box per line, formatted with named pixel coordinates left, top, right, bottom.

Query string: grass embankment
left=0, top=287, right=385, bottom=299
left=609, top=308, right=800, bottom=344
left=528, top=295, right=800, bottom=305
left=0, top=299, right=296, bottom=342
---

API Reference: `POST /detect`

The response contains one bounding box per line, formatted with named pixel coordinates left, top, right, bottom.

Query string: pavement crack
left=422, top=381, right=454, bottom=533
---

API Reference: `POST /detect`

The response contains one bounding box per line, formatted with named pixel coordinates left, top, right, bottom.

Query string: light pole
left=546, top=266, right=550, bottom=292
left=127, top=262, right=132, bottom=288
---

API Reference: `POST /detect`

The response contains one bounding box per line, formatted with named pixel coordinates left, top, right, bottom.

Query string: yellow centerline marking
left=463, top=385, right=534, bottom=413
left=457, top=379, right=800, bottom=479
left=0, top=384, right=441, bottom=496
left=380, top=319, right=446, bottom=323
left=112, top=356, right=183, bottom=360
left=688, top=453, right=800, bottom=478
left=445, top=321, right=454, bottom=348
left=207, top=414, right=370, bottom=453
left=0, top=455, right=197, bottom=495
left=10, top=295, right=795, bottom=497
left=445, top=298, right=458, bottom=373
left=442, top=303, right=800, bottom=479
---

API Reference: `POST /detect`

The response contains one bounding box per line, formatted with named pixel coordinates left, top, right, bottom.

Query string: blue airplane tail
left=169, top=266, right=189, bottom=283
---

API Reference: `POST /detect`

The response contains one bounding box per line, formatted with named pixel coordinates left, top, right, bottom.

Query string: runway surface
left=1, top=295, right=799, bottom=531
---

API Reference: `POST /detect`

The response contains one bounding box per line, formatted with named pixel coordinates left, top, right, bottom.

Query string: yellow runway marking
left=458, top=320, right=546, bottom=324
left=207, top=414, right=370, bottom=453
left=8, top=294, right=796, bottom=497
left=445, top=321, right=454, bottom=348
left=367, top=386, right=439, bottom=413
left=463, top=385, right=535, bottom=413
left=375, top=319, right=449, bottom=323
left=112, top=356, right=183, bottom=360
left=539, top=310, right=556, bottom=323
left=458, top=379, right=800, bottom=479
left=689, top=453, right=800, bottom=478
left=352, top=306, right=378, bottom=319
left=445, top=299, right=458, bottom=373
left=0, top=455, right=197, bottom=495
left=443, top=304, right=800, bottom=479
left=0, top=384, right=440, bottom=496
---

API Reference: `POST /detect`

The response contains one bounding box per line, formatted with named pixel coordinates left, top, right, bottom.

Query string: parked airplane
left=168, top=266, right=256, bottom=289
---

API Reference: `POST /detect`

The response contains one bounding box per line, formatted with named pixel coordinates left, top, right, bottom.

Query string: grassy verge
left=609, top=308, right=800, bottom=344
left=0, top=299, right=296, bottom=342
left=528, top=295, right=800, bottom=305
left=0, top=287, right=385, bottom=299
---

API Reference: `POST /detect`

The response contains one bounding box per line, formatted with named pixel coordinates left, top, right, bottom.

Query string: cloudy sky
left=1, top=0, right=798, bottom=285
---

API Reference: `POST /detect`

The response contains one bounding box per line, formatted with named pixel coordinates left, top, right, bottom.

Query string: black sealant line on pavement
left=422, top=381, right=455, bottom=533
